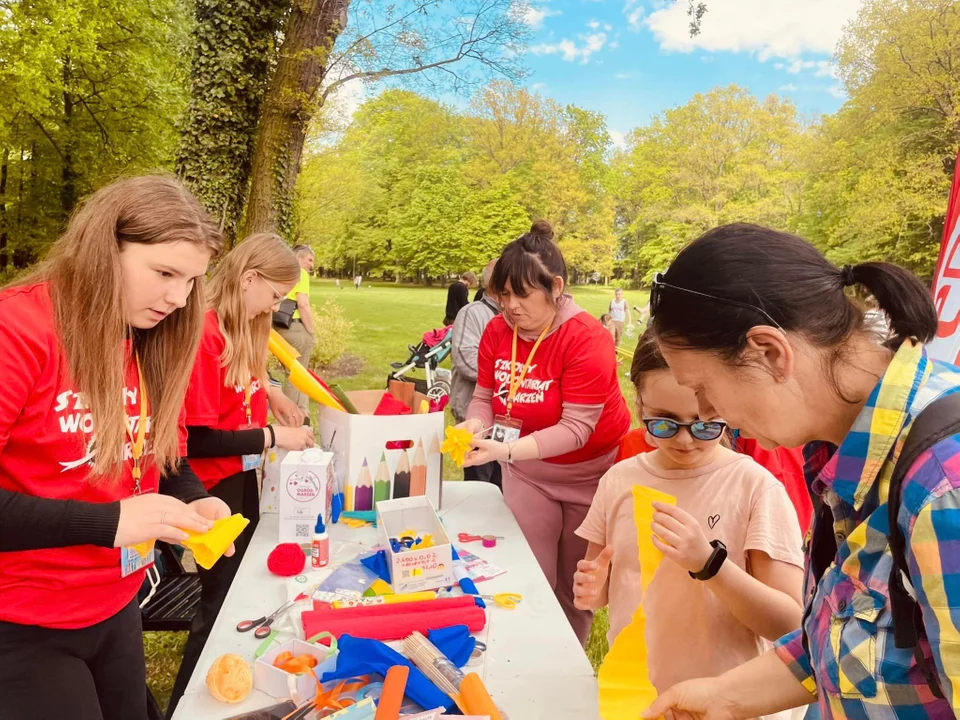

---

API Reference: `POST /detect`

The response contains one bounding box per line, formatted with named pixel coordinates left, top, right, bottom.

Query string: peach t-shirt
left=576, top=448, right=804, bottom=692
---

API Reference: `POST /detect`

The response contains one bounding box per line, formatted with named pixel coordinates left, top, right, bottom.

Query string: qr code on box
left=295, top=523, right=310, bottom=539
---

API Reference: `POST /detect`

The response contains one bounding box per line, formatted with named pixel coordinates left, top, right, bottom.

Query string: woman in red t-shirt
left=167, top=233, right=315, bottom=713
left=0, top=176, right=228, bottom=720
left=460, top=221, right=631, bottom=644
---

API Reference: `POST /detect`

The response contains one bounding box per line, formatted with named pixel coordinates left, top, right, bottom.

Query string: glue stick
left=311, top=513, right=329, bottom=568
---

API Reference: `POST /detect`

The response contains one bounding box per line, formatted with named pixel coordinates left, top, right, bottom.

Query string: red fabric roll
left=267, top=543, right=306, bottom=576
left=310, top=596, right=476, bottom=615
left=302, top=597, right=486, bottom=641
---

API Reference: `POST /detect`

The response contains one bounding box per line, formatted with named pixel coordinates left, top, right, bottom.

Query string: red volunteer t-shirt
left=0, top=282, right=187, bottom=629
left=477, top=312, right=630, bottom=465
left=185, top=310, right=268, bottom=489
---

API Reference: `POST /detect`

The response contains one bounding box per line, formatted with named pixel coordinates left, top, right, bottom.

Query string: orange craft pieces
left=181, top=513, right=249, bottom=570
left=374, top=665, right=409, bottom=720
left=272, top=651, right=319, bottom=675
left=206, top=653, right=253, bottom=704
left=597, top=485, right=676, bottom=720
left=439, top=426, right=473, bottom=467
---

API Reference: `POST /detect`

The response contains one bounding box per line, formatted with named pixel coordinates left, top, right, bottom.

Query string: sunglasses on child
left=643, top=417, right=728, bottom=441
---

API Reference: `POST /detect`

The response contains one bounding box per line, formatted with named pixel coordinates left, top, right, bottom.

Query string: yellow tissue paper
left=440, top=426, right=473, bottom=467
left=597, top=485, right=676, bottom=720
left=129, top=539, right=156, bottom=559
left=182, top=513, right=250, bottom=570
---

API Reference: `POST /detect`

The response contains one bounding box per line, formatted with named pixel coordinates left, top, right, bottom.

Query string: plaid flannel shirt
left=774, top=341, right=960, bottom=719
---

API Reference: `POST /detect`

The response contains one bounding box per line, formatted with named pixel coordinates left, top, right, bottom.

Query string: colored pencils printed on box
left=393, top=449, right=411, bottom=499
left=373, top=452, right=391, bottom=506
left=354, top=458, right=373, bottom=511
left=410, top=439, right=427, bottom=497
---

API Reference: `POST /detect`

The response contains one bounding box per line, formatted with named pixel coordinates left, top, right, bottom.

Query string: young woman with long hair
left=0, top=175, right=227, bottom=719
left=166, top=233, right=314, bottom=715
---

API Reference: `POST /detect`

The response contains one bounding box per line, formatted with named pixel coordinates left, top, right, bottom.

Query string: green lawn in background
left=146, top=280, right=643, bottom=709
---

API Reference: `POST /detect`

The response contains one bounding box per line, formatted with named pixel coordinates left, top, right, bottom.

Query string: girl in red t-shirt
left=460, top=220, right=631, bottom=645
left=0, top=176, right=228, bottom=720
left=167, top=233, right=315, bottom=712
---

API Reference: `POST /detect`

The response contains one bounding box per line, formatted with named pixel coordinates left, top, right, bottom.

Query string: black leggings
left=0, top=597, right=146, bottom=720
left=165, top=469, right=259, bottom=718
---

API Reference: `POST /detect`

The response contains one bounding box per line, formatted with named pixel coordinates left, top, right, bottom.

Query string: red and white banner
left=928, top=152, right=960, bottom=365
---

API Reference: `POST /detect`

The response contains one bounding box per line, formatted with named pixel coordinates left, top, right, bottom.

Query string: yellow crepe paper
left=440, top=426, right=473, bottom=467
left=129, top=539, right=155, bottom=559
left=181, top=513, right=250, bottom=570
left=598, top=485, right=676, bottom=720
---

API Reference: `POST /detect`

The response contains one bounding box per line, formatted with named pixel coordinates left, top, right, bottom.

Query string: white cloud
left=531, top=32, right=608, bottom=64
left=609, top=39, right=620, bottom=49
left=610, top=128, right=627, bottom=149
left=625, top=6, right=645, bottom=31
left=604, top=23, right=613, bottom=31
left=779, top=83, right=798, bottom=92
left=531, top=82, right=547, bottom=91
left=827, top=85, right=846, bottom=98
left=588, top=19, right=601, bottom=29
left=524, top=5, right=562, bottom=29
left=645, top=0, right=862, bottom=60
left=615, top=72, right=631, bottom=79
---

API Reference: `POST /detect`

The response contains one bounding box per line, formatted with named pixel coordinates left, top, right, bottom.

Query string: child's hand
left=651, top=502, right=713, bottom=574
left=573, top=545, right=614, bottom=610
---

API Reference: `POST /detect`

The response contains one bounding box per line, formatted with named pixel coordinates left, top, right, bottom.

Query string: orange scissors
left=458, top=532, right=504, bottom=543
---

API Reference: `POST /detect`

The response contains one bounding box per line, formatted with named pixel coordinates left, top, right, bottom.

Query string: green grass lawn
left=146, top=281, right=644, bottom=710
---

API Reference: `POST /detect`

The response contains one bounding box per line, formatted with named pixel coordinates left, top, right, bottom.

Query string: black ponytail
left=846, top=262, right=937, bottom=344
left=651, top=223, right=936, bottom=356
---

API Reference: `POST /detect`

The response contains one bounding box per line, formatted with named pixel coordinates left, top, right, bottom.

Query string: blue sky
left=519, top=0, right=862, bottom=146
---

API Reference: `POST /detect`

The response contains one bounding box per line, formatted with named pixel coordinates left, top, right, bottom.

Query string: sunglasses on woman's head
left=643, top=417, right=727, bottom=442
left=649, top=272, right=784, bottom=332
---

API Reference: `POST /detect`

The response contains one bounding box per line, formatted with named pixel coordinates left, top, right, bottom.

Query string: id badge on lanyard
left=121, top=354, right=156, bottom=577
left=491, top=325, right=549, bottom=444
left=240, top=382, right=263, bottom=472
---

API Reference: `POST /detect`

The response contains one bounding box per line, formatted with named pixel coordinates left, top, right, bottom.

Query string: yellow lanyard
left=506, top=324, right=550, bottom=417
left=125, top=354, right=148, bottom=492
left=243, top=383, right=252, bottom=426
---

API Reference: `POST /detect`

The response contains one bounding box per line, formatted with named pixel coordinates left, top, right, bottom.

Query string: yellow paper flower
left=440, top=426, right=474, bottom=467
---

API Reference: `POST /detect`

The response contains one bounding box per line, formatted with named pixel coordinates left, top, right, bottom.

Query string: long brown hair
left=206, top=233, right=300, bottom=389
left=17, top=175, right=223, bottom=480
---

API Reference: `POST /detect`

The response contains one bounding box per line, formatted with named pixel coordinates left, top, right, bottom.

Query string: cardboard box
left=254, top=638, right=337, bottom=703
left=319, top=385, right=444, bottom=515
left=376, top=496, right=454, bottom=593
left=260, top=447, right=288, bottom=515
left=278, top=449, right=334, bottom=544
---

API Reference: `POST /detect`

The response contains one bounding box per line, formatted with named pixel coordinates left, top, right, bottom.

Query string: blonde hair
left=206, top=233, right=300, bottom=389
left=16, top=175, right=223, bottom=481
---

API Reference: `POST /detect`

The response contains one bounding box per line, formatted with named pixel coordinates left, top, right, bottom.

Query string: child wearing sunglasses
left=574, top=330, right=804, bottom=701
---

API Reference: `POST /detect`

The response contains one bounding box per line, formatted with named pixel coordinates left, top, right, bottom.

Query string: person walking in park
left=165, top=233, right=315, bottom=717
left=608, top=287, right=633, bottom=347
left=277, top=245, right=316, bottom=413
left=0, top=176, right=231, bottom=720
left=458, top=220, right=630, bottom=644
left=642, top=223, right=960, bottom=720
left=450, top=259, right=502, bottom=490
left=444, top=271, right=478, bottom=326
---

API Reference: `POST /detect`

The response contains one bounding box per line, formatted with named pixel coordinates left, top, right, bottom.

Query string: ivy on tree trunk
left=243, top=0, right=349, bottom=239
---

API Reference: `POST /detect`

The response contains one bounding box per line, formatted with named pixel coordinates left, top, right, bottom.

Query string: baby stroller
left=388, top=326, right=453, bottom=402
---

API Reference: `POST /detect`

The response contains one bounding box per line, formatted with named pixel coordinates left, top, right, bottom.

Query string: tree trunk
left=243, top=0, right=350, bottom=238
left=61, top=59, right=76, bottom=218
left=0, top=148, right=8, bottom=270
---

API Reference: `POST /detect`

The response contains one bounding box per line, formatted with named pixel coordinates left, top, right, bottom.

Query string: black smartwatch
left=689, top=539, right=727, bottom=581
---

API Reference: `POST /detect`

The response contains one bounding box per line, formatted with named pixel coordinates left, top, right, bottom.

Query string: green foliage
left=611, top=278, right=631, bottom=291
left=309, top=298, right=354, bottom=367
left=0, top=0, right=193, bottom=266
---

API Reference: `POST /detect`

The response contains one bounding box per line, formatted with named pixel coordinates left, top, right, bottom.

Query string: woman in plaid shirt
left=641, top=223, right=960, bottom=720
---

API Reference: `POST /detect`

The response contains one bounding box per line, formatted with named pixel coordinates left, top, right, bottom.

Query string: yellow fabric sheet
left=181, top=513, right=250, bottom=570
left=598, top=485, right=676, bottom=719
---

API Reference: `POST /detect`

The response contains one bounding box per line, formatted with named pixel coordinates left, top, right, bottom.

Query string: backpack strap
left=887, top=391, right=960, bottom=700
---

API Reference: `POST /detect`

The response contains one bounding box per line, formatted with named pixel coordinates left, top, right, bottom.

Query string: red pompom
left=267, top=543, right=306, bottom=577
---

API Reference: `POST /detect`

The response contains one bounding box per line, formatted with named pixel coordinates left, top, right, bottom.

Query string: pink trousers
left=502, top=469, right=598, bottom=645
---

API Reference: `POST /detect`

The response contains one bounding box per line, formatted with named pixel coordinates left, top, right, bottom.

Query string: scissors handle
left=458, top=533, right=482, bottom=543
left=254, top=621, right=276, bottom=639
left=236, top=616, right=266, bottom=633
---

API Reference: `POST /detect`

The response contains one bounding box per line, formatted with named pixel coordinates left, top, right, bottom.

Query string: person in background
left=574, top=331, right=803, bottom=699
left=165, top=234, right=315, bottom=717
left=444, top=271, right=478, bottom=326
left=277, top=245, right=316, bottom=414
left=609, top=287, right=633, bottom=347
left=0, top=176, right=229, bottom=720
left=642, top=223, right=960, bottom=720
left=459, top=221, right=630, bottom=644
left=450, top=259, right=502, bottom=490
